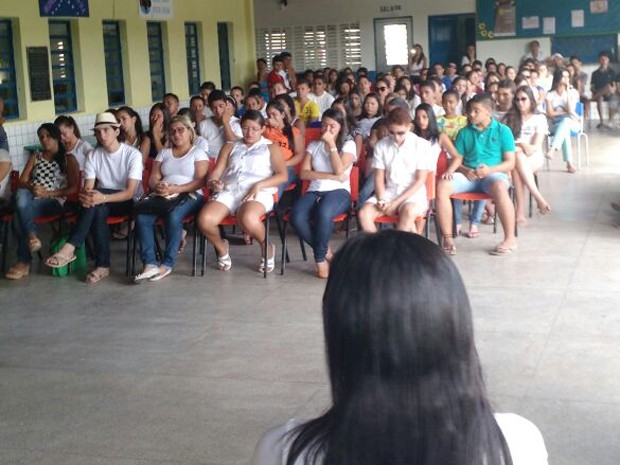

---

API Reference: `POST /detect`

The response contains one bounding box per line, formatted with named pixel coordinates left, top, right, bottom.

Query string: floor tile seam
left=0, top=364, right=328, bottom=387
left=0, top=445, right=214, bottom=464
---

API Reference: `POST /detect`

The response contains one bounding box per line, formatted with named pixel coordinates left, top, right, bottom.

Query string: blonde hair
left=169, top=114, right=196, bottom=145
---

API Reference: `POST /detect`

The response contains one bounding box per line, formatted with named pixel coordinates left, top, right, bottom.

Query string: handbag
left=133, top=193, right=188, bottom=216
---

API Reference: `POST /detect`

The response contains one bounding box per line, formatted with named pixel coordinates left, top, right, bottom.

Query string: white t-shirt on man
left=199, top=117, right=243, bottom=159
left=85, top=142, right=143, bottom=192
left=308, top=92, right=335, bottom=120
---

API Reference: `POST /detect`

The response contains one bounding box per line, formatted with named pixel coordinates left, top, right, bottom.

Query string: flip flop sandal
left=442, top=243, right=457, bottom=256
left=5, top=265, right=30, bottom=280
left=258, top=244, right=276, bottom=273
left=465, top=231, right=480, bottom=239
left=46, top=252, right=77, bottom=269
left=490, top=245, right=518, bottom=256
left=85, top=268, right=110, bottom=284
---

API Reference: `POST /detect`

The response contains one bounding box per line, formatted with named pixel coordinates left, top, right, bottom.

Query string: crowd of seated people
left=3, top=45, right=618, bottom=282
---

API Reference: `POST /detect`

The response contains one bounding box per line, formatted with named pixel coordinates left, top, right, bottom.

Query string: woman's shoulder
left=251, top=419, right=302, bottom=465
left=494, top=413, right=548, bottom=465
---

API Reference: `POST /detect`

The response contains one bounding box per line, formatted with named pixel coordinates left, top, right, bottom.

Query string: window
left=49, top=20, right=77, bottom=113
left=147, top=22, right=166, bottom=101
left=0, top=19, right=18, bottom=119
left=103, top=21, right=125, bottom=106
left=255, top=23, right=361, bottom=70
left=185, top=22, right=201, bottom=95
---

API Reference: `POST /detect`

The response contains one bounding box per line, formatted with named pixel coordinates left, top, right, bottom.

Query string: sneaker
left=134, top=266, right=160, bottom=283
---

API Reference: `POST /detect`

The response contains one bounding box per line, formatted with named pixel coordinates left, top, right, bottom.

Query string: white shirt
left=199, top=117, right=243, bottom=159
left=547, top=88, right=579, bottom=113
left=155, top=145, right=208, bottom=194
left=85, top=143, right=143, bottom=191
left=308, top=92, right=335, bottom=120
left=372, top=132, right=433, bottom=203
left=431, top=103, right=445, bottom=118
left=67, top=138, right=93, bottom=171
left=194, top=135, right=209, bottom=157
left=251, top=413, right=548, bottom=465
left=517, top=113, right=548, bottom=145
left=221, top=137, right=276, bottom=196
left=355, top=117, right=380, bottom=140
left=307, top=139, right=356, bottom=193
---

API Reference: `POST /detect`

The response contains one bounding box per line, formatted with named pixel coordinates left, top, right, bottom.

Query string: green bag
left=49, top=234, right=87, bottom=277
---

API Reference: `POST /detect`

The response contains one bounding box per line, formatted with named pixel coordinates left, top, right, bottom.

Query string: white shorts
left=212, top=190, right=275, bottom=215
left=366, top=192, right=427, bottom=217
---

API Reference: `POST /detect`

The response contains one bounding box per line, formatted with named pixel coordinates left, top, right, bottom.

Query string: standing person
left=358, top=107, right=432, bottom=233
left=256, top=57, right=269, bottom=101
left=251, top=230, right=549, bottom=465
left=436, top=93, right=517, bottom=256
left=197, top=110, right=287, bottom=273
left=54, top=115, right=94, bottom=171
left=280, top=51, right=297, bottom=92
left=545, top=68, right=580, bottom=173
left=267, top=55, right=286, bottom=91
left=290, top=109, right=356, bottom=279
left=199, top=90, right=243, bottom=159
left=407, top=44, right=428, bottom=81
left=133, top=115, right=208, bottom=282
left=522, top=40, right=547, bottom=64
left=308, top=75, right=335, bottom=119
left=295, top=80, right=320, bottom=126
left=591, top=51, right=617, bottom=128
left=6, top=124, right=79, bottom=280
left=570, top=55, right=590, bottom=122
left=45, top=113, right=143, bottom=283
left=461, top=43, right=477, bottom=66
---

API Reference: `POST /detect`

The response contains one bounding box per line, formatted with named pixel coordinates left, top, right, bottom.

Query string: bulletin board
left=476, top=0, right=620, bottom=40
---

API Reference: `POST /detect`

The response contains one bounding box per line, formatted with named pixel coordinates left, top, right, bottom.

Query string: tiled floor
left=1, top=129, right=620, bottom=464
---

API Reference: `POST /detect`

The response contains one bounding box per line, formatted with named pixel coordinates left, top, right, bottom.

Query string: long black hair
left=37, top=123, right=67, bottom=174
left=550, top=67, right=567, bottom=92
left=502, top=85, right=537, bottom=139
left=320, top=108, right=347, bottom=152
left=266, top=100, right=295, bottom=153
left=148, top=102, right=171, bottom=144
left=286, top=231, right=513, bottom=465
left=414, top=103, right=440, bottom=144
left=116, top=106, right=145, bottom=145
left=53, top=115, right=82, bottom=139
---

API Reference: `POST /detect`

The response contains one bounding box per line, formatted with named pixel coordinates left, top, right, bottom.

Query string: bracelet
left=329, top=146, right=338, bottom=153
left=103, top=195, right=106, bottom=203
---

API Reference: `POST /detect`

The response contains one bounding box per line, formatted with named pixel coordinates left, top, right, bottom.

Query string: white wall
left=254, top=0, right=475, bottom=69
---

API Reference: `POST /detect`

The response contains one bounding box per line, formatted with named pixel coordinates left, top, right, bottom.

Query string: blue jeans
left=68, top=188, right=134, bottom=268
left=453, top=199, right=486, bottom=227
left=291, top=189, right=351, bottom=262
left=13, top=188, right=63, bottom=263
left=135, top=194, right=203, bottom=269
left=358, top=171, right=375, bottom=206
left=277, top=166, right=300, bottom=201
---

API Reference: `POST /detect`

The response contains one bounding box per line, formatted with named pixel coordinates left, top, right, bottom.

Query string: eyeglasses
left=377, top=87, right=388, bottom=91
left=514, top=97, right=529, bottom=102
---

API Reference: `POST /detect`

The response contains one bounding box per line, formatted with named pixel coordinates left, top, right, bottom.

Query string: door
left=428, top=14, right=475, bottom=66
left=217, top=22, right=232, bottom=91
left=374, top=17, right=413, bottom=74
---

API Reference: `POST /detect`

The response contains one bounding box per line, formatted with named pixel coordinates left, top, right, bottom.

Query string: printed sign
left=139, top=0, right=173, bottom=20
left=39, top=0, right=89, bottom=17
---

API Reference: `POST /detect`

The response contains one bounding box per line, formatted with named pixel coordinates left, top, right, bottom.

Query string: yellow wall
left=0, top=0, right=257, bottom=122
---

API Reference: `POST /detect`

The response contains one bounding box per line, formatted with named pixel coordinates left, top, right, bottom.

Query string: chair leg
left=201, top=235, right=207, bottom=276
left=125, top=225, right=132, bottom=277
left=192, top=224, right=198, bottom=277
left=263, top=215, right=269, bottom=278
left=280, top=220, right=287, bottom=276
left=1, top=220, right=10, bottom=273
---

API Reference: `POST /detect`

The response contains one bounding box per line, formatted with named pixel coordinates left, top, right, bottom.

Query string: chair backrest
left=436, top=150, right=449, bottom=178
left=574, top=101, right=585, bottom=133
left=350, top=165, right=360, bottom=203
left=9, top=170, right=19, bottom=193
left=355, top=143, right=367, bottom=178
left=425, top=170, right=436, bottom=202
left=304, top=127, right=322, bottom=147
left=142, top=158, right=153, bottom=193
left=66, top=170, right=83, bottom=204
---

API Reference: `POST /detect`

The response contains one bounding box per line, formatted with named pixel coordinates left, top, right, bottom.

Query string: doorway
left=428, top=14, right=475, bottom=66
left=373, top=17, right=413, bottom=74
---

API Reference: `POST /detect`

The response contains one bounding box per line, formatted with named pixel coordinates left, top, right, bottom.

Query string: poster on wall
left=39, top=0, right=89, bottom=17
left=493, top=0, right=517, bottom=37
left=139, top=0, right=173, bottom=20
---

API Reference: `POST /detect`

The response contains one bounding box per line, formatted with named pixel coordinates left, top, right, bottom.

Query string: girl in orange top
left=264, top=100, right=304, bottom=199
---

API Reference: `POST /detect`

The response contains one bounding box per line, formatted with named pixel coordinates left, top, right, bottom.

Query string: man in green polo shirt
left=436, top=93, right=517, bottom=255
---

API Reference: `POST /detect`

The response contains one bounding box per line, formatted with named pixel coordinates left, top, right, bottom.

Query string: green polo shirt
left=454, top=118, right=515, bottom=169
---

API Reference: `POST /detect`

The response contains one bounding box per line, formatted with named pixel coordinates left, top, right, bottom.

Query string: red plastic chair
left=279, top=166, right=359, bottom=275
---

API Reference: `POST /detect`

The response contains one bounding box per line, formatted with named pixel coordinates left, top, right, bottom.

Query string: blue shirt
left=455, top=118, right=515, bottom=169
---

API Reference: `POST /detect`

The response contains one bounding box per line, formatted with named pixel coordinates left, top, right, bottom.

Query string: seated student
left=190, top=95, right=207, bottom=128
left=494, top=79, right=517, bottom=122
left=5, top=124, right=79, bottom=280
left=141, top=103, right=171, bottom=163
left=247, top=87, right=268, bottom=117
left=504, top=85, right=551, bottom=225
left=177, top=107, right=209, bottom=157
left=133, top=115, right=208, bottom=282
left=114, top=107, right=145, bottom=153
left=436, top=93, right=517, bottom=256
left=197, top=110, right=287, bottom=273
left=199, top=90, right=243, bottom=159
left=267, top=54, right=286, bottom=90
left=273, top=93, right=306, bottom=140
left=357, top=75, right=373, bottom=100
left=54, top=115, right=94, bottom=171
left=46, top=113, right=143, bottom=283
left=199, top=81, right=216, bottom=105
left=230, top=86, right=245, bottom=118
left=451, top=76, right=469, bottom=115
left=263, top=100, right=304, bottom=198
left=162, top=93, right=180, bottom=117
left=295, top=79, right=320, bottom=126
left=290, top=109, right=356, bottom=279
left=308, top=75, right=335, bottom=119
left=358, top=107, right=432, bottom=233
left=251, top=230, right=549, bottom=465
left=545, top=68, right=580, bottom=173
left=418, top=80, right=445, bottom=117
left=353, top=92, right=382, bottom=161
left=570, top=55, right=590, bottom=121
left=591, top=51, right=617, bottom=128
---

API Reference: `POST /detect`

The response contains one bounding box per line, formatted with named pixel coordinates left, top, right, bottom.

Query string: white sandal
left=258, top=244, right=275, bottom=273
left=217, top=240, right=232, bottom=271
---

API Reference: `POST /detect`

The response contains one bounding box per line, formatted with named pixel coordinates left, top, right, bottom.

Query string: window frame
left=147, top=21, right=166, bottom=102
left=185, top=22, right=201, bottom=96
left=102, top=20, right=125, bottom=107
left=49, top=19, right=78, bottom=114
left=0, top=19, right=19, bottom=119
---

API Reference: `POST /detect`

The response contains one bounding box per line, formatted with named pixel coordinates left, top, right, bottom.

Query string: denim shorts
left=451, top=172, right=509, bottom=195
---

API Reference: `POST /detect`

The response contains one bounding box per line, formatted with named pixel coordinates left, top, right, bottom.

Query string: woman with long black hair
left=252, top=230, right=548, bottom=465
